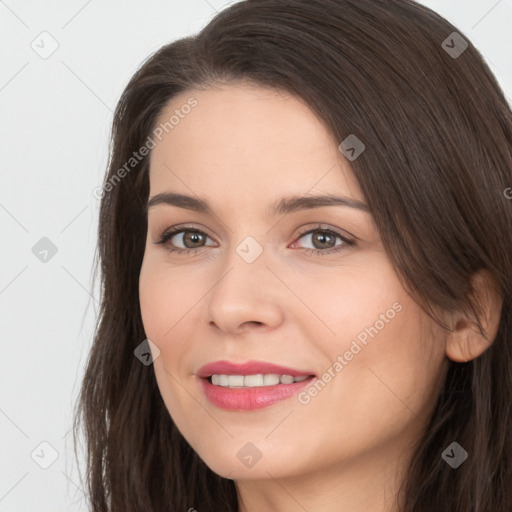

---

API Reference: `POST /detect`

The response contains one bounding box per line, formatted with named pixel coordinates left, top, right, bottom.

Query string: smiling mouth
left=206, top=373, right=315, bottom=388
left=199, top=373, right=317, bottom=410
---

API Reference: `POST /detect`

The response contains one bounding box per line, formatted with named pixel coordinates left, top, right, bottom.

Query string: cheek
left=322, top=270, right=433, bottom=390
left=139, top=260, right=197, bottom=415
left=291, top=259, right=405, bottom=356
left=138, top=258, right=187, bottom=346
left=139, top=263, right=163, bottom=341
left=294, top=260, right=441, bottom=416
left=327, top=295, right=442, bottom=427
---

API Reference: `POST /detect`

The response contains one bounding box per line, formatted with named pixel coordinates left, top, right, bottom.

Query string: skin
left=138, top=82, right=499, bottom=512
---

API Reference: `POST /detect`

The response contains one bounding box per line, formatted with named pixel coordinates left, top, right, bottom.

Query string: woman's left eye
left=153, top=224, right=355, bottom=256
left=291, top=226, right=355, bottom=255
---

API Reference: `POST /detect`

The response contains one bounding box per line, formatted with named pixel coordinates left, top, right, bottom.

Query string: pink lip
left=196, top=360, right=315, bottom=378
left=196, top=360, right=317, bottom=411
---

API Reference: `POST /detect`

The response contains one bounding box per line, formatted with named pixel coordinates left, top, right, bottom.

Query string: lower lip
left=199, top=376, right=316, bottom=410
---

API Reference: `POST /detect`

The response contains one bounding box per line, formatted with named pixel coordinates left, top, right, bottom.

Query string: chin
left=197, top=446, right=302, bottom=481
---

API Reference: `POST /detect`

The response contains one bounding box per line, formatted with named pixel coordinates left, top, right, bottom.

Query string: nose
left=205, top=248, right=285, bottom=335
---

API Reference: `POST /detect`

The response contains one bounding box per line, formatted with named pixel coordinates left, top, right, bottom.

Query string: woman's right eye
left=154, top=226, right=216, bottom=255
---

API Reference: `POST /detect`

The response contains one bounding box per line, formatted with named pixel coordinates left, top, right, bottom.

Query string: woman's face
left=139, top=83, right=449, bottom=484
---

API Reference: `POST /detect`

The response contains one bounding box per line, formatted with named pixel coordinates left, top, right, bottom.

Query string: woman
left=73, top=1, right=512, bottom=510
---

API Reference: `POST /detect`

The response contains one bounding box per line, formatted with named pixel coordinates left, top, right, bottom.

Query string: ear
left=445, top=269, right=503, bottom=363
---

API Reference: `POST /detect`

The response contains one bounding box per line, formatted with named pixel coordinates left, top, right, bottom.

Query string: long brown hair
left=73, top=1, right=512, bottom=510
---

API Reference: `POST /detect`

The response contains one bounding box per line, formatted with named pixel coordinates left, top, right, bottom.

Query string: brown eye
left=292, top=225, right=355, bottom=256
left=309, top=230, right=337, bottom=250
left=179, top=231, right=206, bottom=248
left=154, top=227, right=216, bottom=254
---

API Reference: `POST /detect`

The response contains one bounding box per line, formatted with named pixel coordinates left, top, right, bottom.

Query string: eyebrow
left=146, top=192, right=370, bottom=216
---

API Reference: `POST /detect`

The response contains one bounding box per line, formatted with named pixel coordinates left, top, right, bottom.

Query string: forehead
left=148, top=83, right=363, bottom=205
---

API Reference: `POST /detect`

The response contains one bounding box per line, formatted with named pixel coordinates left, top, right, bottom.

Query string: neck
left=235, top=438, right=414, bottom=512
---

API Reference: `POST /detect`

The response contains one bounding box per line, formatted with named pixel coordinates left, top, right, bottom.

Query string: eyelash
left=153, top=224, right=356, bottom=257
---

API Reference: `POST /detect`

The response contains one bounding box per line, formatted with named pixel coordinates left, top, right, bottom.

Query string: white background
left=1, top=1, right=511, bottom=510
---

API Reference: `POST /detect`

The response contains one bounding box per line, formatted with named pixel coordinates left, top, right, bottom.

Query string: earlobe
left=445, top=269, right=503, bottom=363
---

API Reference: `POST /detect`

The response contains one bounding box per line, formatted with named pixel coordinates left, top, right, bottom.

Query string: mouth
left=205, top=373, right=314, bottom=387
left=196, top=360, right=317, bottom=410
left=197, top=359, right=316, bottom=380
left=198, top=374, right=316, bottom=411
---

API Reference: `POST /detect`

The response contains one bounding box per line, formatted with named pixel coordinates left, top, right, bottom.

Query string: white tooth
left=244, top=374, right=264, bottom=387
left=227, top=375, right=245, bottom=387
left=280, top=375, right=294, bottom=384
left=210, top=373, right=309, bottom=387
left=263, top=374, right=280, bottom=386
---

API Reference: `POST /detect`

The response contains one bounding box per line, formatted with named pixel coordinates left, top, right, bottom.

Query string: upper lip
left=197, top=360, right=316, bottom=378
